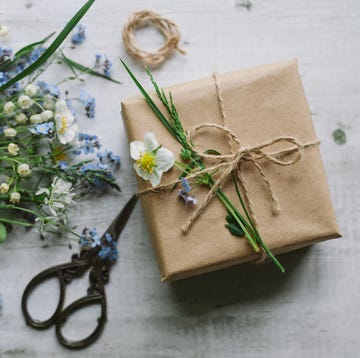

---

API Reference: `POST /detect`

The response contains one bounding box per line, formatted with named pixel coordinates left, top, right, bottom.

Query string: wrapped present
left=121, top=59, right=341, bottom=282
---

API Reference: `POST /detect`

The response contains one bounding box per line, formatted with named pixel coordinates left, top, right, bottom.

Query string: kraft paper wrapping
left=121, top=59, right=341, bottom=282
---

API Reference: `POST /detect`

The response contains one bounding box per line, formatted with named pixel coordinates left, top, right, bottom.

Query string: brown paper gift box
left=121, top=59, right=341, bottom=282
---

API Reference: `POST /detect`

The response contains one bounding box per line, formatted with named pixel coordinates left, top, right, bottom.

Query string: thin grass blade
left=0, top=0, right=95, bottom=92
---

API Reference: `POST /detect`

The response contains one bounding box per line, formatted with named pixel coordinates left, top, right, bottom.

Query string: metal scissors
left=21, top=195, right=138, bottom=350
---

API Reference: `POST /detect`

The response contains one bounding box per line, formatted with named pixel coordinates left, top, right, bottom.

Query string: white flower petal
left=130, top=141, right=145, bottom=160
left=156, top=148, right=175, bottom=172
left=55, top=100, right=68, bottom=113
left=148, top=170, right=161, bottom=187
left=144, top=132, right=158, bottom=151
left=133, top=164, right=151, bottom=181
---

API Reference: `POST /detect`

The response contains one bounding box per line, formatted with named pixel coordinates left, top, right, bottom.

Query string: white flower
left=55, top=101, right=77, bottom=144
left=4, top=101, right=15, bottom=115
left=25, top=83, right=39, bottom=97
left=0, top=183, right=9, bottom=194
left=36, top=177, right=75, bottom=217
left=18, top=95, right=32, bottom=109
left=17, top=163, right=31, bottom=177
left=10, top=192, right=21, bottom=204
left=30, top=114, right=43, bottom=124
left=40, top=110, right=53, bottom=122
left=4, top=128, right=17, bottom=137
left=55, top=100, right=68, bottom=112
left=15, top=113, right=28, bottom=123
left=0, top=26, right=9, bottom=37
left=43, top=94, right=55, bottom=109
left=7, top=143, right=19, bottom=156
left=130, top=132, right=175, bottom=187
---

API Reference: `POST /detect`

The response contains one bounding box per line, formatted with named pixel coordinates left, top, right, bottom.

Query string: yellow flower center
left=137, top=151, right=156, bottom=173
left=58, top=116, right=68, bottom=134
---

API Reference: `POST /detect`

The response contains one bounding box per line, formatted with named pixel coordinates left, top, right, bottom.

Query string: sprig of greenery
left=59, top=52, right=121, bottom=84
left=0, top=0, right=95, bottom=92
left=121, top=59, right=285, bottom=272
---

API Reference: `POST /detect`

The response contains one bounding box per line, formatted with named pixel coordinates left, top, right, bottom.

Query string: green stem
left=216, top=189, right=259, bottom=252
left=231, top=173, right=285, bottom=272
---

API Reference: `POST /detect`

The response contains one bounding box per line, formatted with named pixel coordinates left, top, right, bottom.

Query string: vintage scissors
left=21, top=195, right=138, bottom=350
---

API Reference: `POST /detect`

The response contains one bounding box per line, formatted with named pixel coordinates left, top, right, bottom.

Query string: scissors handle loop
left=21, top=260, right=89, bottom=329
left=56, top=290, right=107, bottom=349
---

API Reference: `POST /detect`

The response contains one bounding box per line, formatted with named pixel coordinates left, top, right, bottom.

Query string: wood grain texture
left=0, top=0, right=358, bottom=357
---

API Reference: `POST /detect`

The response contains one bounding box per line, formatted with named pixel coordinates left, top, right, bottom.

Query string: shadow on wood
left=169, top=246, right=311, bottom=315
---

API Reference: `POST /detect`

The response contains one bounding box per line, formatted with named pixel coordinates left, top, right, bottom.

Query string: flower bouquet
left=0, top=0, right=120, bottom=244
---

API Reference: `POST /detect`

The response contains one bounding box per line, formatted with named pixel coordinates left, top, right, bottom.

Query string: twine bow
left=180, top=123, right=318, bottom=233
left=138, top=73, right=319, bottom=235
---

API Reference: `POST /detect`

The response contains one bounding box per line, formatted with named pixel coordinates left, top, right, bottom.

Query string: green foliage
left=0, top=223, right=6, bottom=243
left=0, top=0, right=96, bottom=92
left=60, top=53, right=121, bottom=84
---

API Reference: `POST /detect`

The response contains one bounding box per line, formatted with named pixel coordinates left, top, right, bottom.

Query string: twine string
left=122, top=10, right=186, bottom=65
left=138, top=74, right=319, bottom=236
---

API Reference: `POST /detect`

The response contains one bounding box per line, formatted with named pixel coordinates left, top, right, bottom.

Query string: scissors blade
left=103, top=194, right=138, bottom=242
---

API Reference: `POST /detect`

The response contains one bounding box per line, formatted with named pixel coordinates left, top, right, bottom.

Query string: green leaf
left=120, top=59, right=178, bottom=140
left=14, top=32, right=56, bottom=59
left=0, top=32, right=56, bottom=72
left=60, top=53, right=121, bottom=84
left=225, top=214, right=244, bottom=237
left=0, top=218, right=33, bottom=227
left=0, top=0, right=96, bottom=92
left=0, top=223, right=7, bottom=243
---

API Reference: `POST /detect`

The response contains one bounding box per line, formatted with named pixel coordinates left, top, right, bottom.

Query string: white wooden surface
left=0, top=0, right=358, bottom=357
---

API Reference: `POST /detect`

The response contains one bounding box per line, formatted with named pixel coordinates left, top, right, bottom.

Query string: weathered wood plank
left=0, top=0, right=358, bottom=357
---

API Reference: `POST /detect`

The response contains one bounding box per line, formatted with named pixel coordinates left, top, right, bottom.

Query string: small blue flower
left=102, top=56, right=112, bottom=77
left=28, top=47, right=45, bottom=64
left=78, top=132, right=101, bottom=154
left=37, top=80, right=60, bottom=97
left=59, top=161, right=68, bottom=170
left=178, top=178, right=197, bottom=205
left=97, top=150, right=120, bottom=166
left=0, top=126, right=3, bottom=135
left=98, top=233, right=118, bottom=261
left=0, top=46, right=13, bottom=61
left=95, top=53, right=101, bottom=64
left=71, top=24, right=86, bottom=45
left=80, top=227, right=101, bottom=248
left=29, top=122, right=54, bottom=136
left=79, top=90, right=96, bottom=118
left=80, top=163, right=97, bottom=173
left=181, top=178, right=191, bottom=193
left=0, top=72, right=8, bottom=86
left=97, top=163, right=109, bottom=171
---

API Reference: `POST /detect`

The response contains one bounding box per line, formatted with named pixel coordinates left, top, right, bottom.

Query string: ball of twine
left=122, top=10, right=186, bottom=65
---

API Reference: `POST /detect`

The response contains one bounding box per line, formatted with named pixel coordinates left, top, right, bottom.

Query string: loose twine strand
left=138, top=74, right=319, bottom=241
left=122, top=10, right=186, bottom=65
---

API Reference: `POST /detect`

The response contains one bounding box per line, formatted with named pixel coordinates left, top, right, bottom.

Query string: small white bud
left=17, top=163, right=32, bottom=177
left=40, top=110, right=53, bottom=122
left=7, top=143, right=19, bottom=156
left=3, top=101, right=15, bottom=115
left=10, top=192, right=21, bottom=204
left=0, top=26, right=9, bottom=37
left=0, top=183, right=9, bottom=194
left=30, top=114, right=43, bottom=124
left=18, top=95, right=32, bottom=109
left=43, top=94, right=55, bottom=110
left=4, top=128, right=17, bottom=137
left=25, top=83, right=39, bottom=97
left=15, top=113, right=28, bottom=123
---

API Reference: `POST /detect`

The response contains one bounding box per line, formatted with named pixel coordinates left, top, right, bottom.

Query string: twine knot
left=180, top=122, right=312, bottom=233
left=137, top=73, right=319, bottom=238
